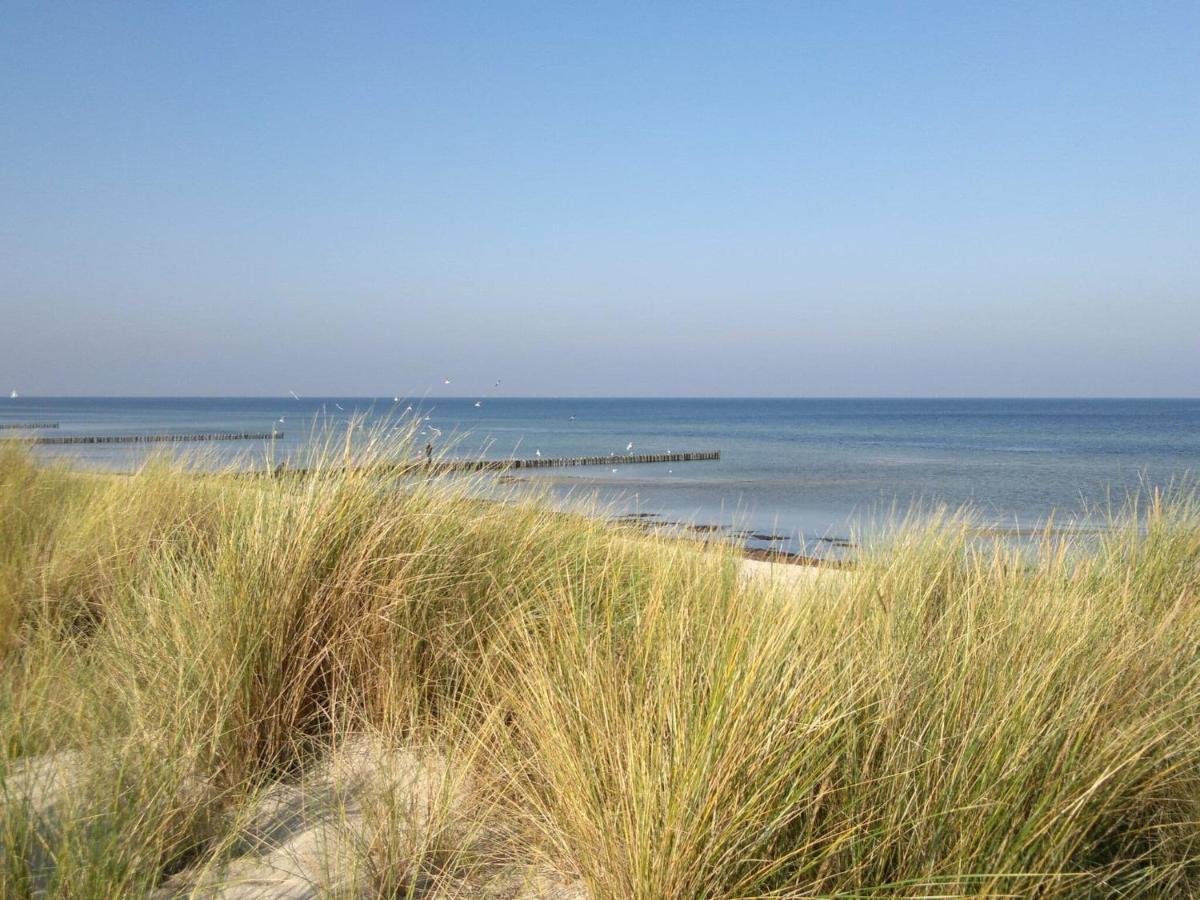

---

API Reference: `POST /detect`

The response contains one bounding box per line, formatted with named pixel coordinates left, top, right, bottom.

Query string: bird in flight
left=289, top=390, right=300, bottom=400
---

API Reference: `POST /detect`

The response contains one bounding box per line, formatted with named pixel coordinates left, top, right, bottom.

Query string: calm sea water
left=4, top=397, right=1198, bottom=554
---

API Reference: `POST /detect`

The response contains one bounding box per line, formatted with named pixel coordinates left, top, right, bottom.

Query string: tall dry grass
left=1, top=431, right=1198, bottom=897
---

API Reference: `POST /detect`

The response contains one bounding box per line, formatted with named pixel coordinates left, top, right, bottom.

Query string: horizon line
left=6, top=395, right=1200, bottom=402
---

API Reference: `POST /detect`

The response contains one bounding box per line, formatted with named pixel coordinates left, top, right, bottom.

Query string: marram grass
left=1, top=433, right=1198, bottom=897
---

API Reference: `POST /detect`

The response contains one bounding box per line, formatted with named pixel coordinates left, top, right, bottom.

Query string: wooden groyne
left=427, top=450, right=720, bottom=472
left=12, top=431, right=283, bottom=446
left=0, top=422, right=59, bottom=430
left=270, top=450, right=720, bottom=478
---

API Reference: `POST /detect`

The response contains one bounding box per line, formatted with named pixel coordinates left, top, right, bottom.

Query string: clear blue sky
left=2, top=2, right=1197, bottom=396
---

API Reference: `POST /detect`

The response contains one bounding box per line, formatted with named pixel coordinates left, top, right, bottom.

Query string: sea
left=3, top=397, right=1198, bottom=557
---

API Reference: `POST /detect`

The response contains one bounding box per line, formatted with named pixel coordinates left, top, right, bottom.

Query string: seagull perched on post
left=535, top=449, right=541, bottom=458
left=626, top=442, right=634, bottom=454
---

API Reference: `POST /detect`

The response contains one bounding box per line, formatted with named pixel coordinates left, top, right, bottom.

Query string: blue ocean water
left=3, top=397, right=1198, bottom=553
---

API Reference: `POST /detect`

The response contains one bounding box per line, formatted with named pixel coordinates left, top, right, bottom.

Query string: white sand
left=739, top=556, right=848, bottom=588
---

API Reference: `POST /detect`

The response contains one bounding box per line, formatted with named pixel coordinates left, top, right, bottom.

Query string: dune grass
left=1, top=433, right=1199, bottom=897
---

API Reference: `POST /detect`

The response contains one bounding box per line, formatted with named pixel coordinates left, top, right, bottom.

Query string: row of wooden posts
left=8, top=431, right=283, bottom=446
left=7, top=428, right=720, bottom=472
left=271, top=450, right=721, bottom=477
left=424, top=451, right=720, bottom=472
left=0, top=422, right=59, bottom=430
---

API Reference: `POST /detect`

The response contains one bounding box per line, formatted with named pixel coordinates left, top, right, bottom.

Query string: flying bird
left=626, top=442, right=634, bottom=453
left=474, top=401, right=482, bottom=407
left=443, top=378, right=451, bottom=385
left=289, top=390, right=300, bottom=400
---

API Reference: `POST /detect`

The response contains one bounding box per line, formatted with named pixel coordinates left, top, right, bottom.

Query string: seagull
left=335, top=403, right=344, bottom=411
left=289, top=390, right=300, bottom=400
left=626, top=442, right=634, bottom=453
left=611, top=468, right=617, bottom=473
left=278, top=417, right=285, bottom=423
left=474, top=401, right=482, bottom=407
left=443, top=378, right=451, bottom=385
left=393, top=396, right=400, bottom=402
left=494, top=379, right=501, bottom=388
left=568, top=415, right=575, bottom=421
left=535, top=449, right=541, bottom=457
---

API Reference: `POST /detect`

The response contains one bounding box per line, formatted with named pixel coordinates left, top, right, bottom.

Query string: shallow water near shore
left=4, top=397, right=1198, bottom=556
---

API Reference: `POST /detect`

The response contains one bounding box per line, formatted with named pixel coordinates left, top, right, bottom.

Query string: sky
left=1, top=2, right=1197, bottom=397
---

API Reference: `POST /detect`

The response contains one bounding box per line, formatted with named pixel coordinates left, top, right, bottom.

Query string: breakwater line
left=427, top=450, right=720, bottom=472
left=272, top=450, right=720, bottom=477
left=11, top=431, right=283, bottom=446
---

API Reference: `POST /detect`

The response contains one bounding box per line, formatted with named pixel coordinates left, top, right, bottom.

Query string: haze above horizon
left=2, top=3, right=1197, bottom=398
